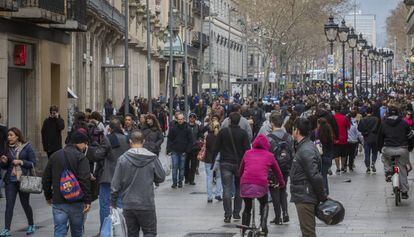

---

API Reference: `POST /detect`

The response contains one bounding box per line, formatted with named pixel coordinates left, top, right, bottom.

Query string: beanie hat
left=70, top=130, right=89, bottom=144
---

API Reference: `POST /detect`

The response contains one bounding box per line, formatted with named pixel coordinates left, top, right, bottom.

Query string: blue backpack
left=59, top=150, right=84, bottom=202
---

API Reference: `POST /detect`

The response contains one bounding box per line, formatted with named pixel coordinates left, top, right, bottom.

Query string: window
left=250, top=54, right=254, bottom=66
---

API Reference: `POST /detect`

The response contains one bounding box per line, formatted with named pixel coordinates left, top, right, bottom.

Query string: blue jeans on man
left=53, top=203, right=84, bottom=237
left=99, top=183, right=122, bottom=226
left=364, top=142, right=378, bottom=168
left=171, top=152, right=186, bottom=186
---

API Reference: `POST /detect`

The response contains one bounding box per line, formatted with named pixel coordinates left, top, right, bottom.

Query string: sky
left=354, top=0, right=400, bottom=47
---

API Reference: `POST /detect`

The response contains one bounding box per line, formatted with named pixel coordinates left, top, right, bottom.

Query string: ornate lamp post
left=363, top=43, right=370, bottom=96
left=357, top=33, right=366, bottom=96
left=348, top=28, right=358, bottom=98
left=368, top=47, right=375, bottom=98
left=324, top=15, right=339, bottom=100
left=338, top=19, right=349, bottom=95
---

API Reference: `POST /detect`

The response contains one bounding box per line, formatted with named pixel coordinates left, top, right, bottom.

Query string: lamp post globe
left=348, top=28, right=357, bottom=97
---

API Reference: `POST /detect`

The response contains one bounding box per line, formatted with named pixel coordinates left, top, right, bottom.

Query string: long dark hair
left=317, top=118, right=334, bottom=146
left=146, top=113, right=162, bottom=132
left=8, top=127, right=26, bottom=144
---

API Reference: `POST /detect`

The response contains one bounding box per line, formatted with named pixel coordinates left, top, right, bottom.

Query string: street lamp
left=338, top=19, right=349, bottom=95
left=363, top=43, right=370, bottom=96
left=348, top=28, right=357, bottom=98
left=389, top=51, right=394, bottom=86
left=324, top=15, right=338, bottom=100
left=357, top=33, right=366, bottom=96
left=379, top=48, right=384, bottom=91
left=374, top=49, right=379, bottom=95
left=368, top=47, right=375, bottom=98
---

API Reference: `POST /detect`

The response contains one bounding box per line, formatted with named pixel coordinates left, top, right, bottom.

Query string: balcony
left=168, top=10, right=182, bottom=32
left=405, top=0, right=414, bottom=6
left=192, top=31, right=209, bottom=49
left=50, top=0, right=87, bottom=31
left=88, top=0, right=125, bottom=33
left=193, top=0, right=209, bottom=17
left=12, top=0, right=66, bottom=23
left=0, top=0, right=18, bottom=11
left=184, top=15, right=194, bottom=29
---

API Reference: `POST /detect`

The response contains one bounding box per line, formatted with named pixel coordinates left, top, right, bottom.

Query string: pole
left=146, top=0, right=152, bottom=113
left=227, top=7, right=231, bottom=94
left=342, top=42, right=346, bottom=95
left=359, top=51, right=362, bottom=95
left=208, top=11, right=212, bottom=97
left=199, top=0, right=204, bottom=94
left=370, top=59, right=374, bottom=97
left=351, top=48, right=355, bottom=98
left=124, top=0, right=129, bottom=116
left=168, top=0, right=174, bottom=122
left=365, top=55, right=368, bottom=95
left=184, top=1, right=189, bottom=118
left=330, top=41, right=334, bottom=100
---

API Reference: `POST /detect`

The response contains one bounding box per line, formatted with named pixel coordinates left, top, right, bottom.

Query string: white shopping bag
left=162, top=154, right=172, bottom=176
left=111, top=208, right=128, bottom=237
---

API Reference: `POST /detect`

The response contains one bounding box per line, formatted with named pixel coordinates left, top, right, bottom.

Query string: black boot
left=242, top=212, right=251, bottom=227
left=260, top=204, right=269, bottom=234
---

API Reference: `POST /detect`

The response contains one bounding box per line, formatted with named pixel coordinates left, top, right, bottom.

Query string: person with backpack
left=42, top=130, right=91, bottom=237
left=358, top=107, right=380, bottom=173
left=347, top=110, right=363, bottom=172
left=93, top=118, right=130, bottom=227
left=267, top=112, right=294, bottom=225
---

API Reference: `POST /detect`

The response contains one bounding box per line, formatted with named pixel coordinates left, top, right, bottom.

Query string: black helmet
left=316, top=199, right=345, bottom=225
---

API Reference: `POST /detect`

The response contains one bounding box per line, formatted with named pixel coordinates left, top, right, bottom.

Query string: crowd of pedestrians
left=0, top=87, right=414, bottom=236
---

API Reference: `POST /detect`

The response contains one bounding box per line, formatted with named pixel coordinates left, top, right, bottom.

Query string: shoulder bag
left=19, top=163, right=42, bottom=194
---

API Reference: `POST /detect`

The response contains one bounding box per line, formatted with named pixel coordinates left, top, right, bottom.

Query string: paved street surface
left=2, top=149, right=414, bottom=237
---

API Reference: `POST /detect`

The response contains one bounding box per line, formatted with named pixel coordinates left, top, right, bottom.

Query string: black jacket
left=205, top=132, right=218, bottom=164
left=377, top=116, right=412, bottom=151
left=167, top=122, right=193, bottom=154
left=0, top=124, right=7, bottom=156
left=290, top=137, right=326, bottom=205
left=213, top=125, right=250, bottom=164
left=142, top=126, right=164, bottom=155
left=41, top=116, right=65, bottom=153
left=42, top=145, right=91, bottom=204
left=358, top=115, right=380, bottom=145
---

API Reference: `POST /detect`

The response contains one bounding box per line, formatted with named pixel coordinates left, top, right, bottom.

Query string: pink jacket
left=239, top=134, right=285, bottom=189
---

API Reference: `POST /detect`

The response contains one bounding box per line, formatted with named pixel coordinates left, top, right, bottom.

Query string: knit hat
left=70, top=130, right=89, bottom=144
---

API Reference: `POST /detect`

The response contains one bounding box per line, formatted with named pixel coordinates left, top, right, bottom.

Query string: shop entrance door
left=7, top=68, right=26, bottom=134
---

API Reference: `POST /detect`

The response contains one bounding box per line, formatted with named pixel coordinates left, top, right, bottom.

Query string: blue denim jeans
left=171, top=152, right=186, bottom=185
left=53, top=203, right=84, bottom=237
left=321, top=153, right=333, bottom=195
left=364, top=143, right=378, bottom=168
left=99, top=183, right=122, bottom=227
left=204, top=163, right=222, bottom=200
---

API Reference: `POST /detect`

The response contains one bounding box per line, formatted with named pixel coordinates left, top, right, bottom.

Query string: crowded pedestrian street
left=1, top=140, right=414, bottom=237
left=3, top=0, right=414, bottom=237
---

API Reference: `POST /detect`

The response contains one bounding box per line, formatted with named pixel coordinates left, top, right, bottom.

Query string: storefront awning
left=67, top=88, right=78, bottom=99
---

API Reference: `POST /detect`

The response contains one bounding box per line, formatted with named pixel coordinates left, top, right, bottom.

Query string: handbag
left=197, top=137, right=207, bottom=161
left=19, top=163, right=42, bottom=194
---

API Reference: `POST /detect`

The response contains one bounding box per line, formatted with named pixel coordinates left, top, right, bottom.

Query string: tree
left=386, top=2, right=408, bottom=71
left=236, top=0, right=349, bottom=96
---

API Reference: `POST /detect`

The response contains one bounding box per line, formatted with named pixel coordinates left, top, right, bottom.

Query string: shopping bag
left=100, top=216, right=112, bottom=237
left=111, top=208, right=128, bottom=237
left=162, top=154, right=172, bottom=176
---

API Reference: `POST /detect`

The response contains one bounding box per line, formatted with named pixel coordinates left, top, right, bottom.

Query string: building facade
left=345, top=13, right=377, bottom=47
left=202, top=0, right=245, bottom=95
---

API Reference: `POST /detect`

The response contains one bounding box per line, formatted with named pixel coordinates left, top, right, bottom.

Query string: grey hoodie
left=110, top=148, right=166, bottom=210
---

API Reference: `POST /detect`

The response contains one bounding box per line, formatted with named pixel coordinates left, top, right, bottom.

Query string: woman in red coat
left=239, top=134, right=285, bottom=234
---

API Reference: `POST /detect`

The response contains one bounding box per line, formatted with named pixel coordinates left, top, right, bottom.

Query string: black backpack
left=267, top=133, right=293, bottom=173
